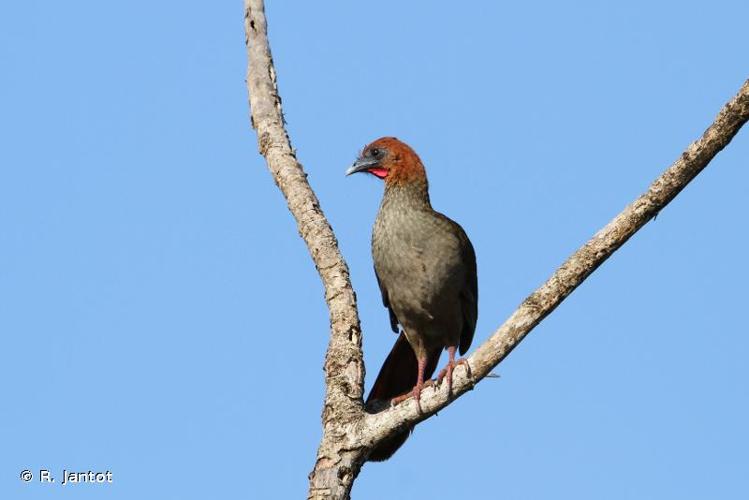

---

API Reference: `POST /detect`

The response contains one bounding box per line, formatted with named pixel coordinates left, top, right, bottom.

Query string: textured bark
left=244, top=1, right=749, bottom=497
left=244, top=1, right=366, bottom=498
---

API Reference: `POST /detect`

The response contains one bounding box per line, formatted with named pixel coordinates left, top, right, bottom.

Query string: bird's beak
left=345, top=157, right=380, bottom=176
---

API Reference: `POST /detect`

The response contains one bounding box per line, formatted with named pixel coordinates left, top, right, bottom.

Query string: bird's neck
left=382, top=180, right=431, bottom=211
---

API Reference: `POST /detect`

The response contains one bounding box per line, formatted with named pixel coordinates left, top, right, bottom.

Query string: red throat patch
left=368, top=168, right=388, bottom=179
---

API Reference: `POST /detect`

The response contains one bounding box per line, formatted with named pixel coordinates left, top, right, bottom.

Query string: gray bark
left=243, top=1, right=749, bottom=498
left=244, top=2, right=366, bottom=498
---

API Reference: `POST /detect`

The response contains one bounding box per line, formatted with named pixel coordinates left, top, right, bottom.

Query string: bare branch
left=244, top=1, right=749, bottom=497
left=363, top=79, right=749, bottom=444
left=244, top=1, right=366, bottom=497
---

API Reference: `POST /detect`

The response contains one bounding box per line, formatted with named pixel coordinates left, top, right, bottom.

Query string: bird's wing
left=375, top=266, right=400, bottom=333
left=459, top=233, right=478, bottom=355
left=432, top=212, right=478, bottom=355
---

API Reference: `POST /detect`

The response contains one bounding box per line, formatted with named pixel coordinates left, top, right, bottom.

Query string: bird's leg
left=390, top=355, right=428, bottom=410
left=437, top=346, right=470, bottom=396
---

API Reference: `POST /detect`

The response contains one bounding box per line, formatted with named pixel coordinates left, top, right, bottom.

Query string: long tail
left=365, top=332, right=440, bottom=461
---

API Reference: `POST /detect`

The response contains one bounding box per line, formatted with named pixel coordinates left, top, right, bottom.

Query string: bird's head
left=345, top=137, right=427, bottom=186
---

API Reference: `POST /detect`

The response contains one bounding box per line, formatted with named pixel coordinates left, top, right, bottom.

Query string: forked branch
left=244, top=1, right=749, bottom=498
left=244, top=2, right=365, bottom=497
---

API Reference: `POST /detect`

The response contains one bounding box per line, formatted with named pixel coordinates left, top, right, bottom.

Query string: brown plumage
left=346, top=137, right=478, bottom=461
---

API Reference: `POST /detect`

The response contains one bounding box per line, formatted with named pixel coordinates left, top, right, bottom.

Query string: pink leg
left=391, top=355, right=428, bottom=408
left=437, top=346, right=469, bottom=396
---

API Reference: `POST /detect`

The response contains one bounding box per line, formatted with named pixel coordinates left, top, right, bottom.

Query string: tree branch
left=362, top=78, right=749, bottom=443
left=244, top=1, right=366, bottom=497
left=244, top=1, right=749, bottom=497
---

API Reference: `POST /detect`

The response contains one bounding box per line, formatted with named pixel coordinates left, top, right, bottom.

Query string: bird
left=346, top=137, right=478, bottom=460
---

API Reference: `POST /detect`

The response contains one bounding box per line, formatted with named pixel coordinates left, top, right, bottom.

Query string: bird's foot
left=390, top=380, right=431, bottom=411
left=437, top=358, right=471, bottom=396
left=389, top=355, right=431, bottom=412
left=390, top=391, right=412, bottom=406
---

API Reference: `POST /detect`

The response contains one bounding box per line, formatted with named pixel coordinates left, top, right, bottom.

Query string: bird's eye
left=370, top=148, right=381, bottom=157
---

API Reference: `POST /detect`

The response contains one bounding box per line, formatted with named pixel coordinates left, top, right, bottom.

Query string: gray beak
left=345, top=157, right=380, bottom=176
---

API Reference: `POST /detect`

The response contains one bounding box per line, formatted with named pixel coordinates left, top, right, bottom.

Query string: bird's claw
left=389, top=380, right=434, bottom=413
left=437, top=358, right=471, bottom=396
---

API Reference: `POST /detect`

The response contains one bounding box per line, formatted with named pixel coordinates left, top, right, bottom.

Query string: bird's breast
left=372, top=207, right=465, bottom=322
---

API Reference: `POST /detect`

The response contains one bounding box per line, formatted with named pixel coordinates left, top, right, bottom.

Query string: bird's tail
left=365, top=332, right=440, bottom=461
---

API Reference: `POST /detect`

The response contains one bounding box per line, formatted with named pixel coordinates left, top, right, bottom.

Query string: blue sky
left=1, top=1, right=748, bottom=499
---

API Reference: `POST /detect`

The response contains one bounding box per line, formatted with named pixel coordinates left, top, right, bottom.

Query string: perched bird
left=346, top=137, right=478, bottom=460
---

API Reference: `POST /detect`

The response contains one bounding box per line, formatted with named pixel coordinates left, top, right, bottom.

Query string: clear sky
left=1, top=1, right=748, bottom=499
